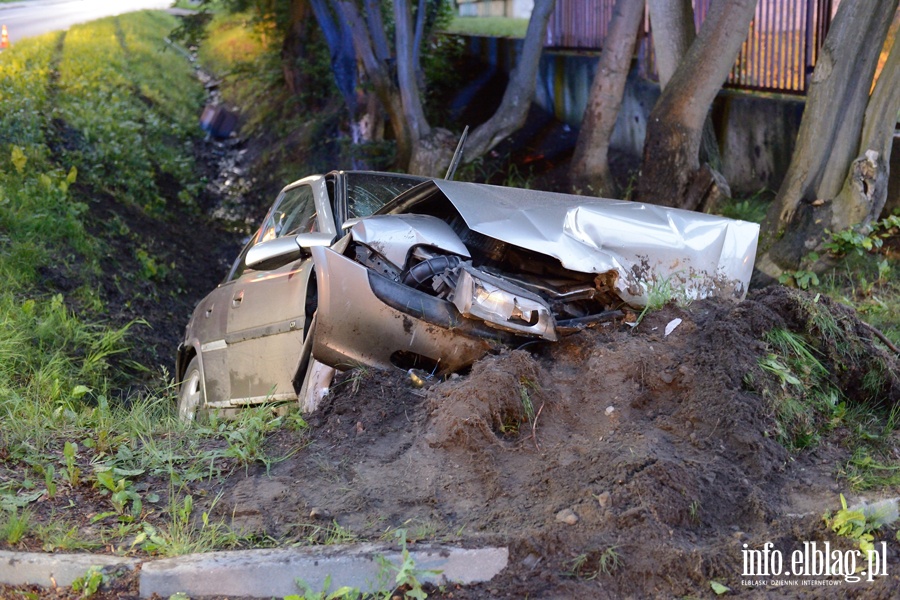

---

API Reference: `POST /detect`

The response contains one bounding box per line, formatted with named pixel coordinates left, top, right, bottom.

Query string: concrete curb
left=1, top=544, right=509, bottom=598
left=0, top=551, right=139, bottom=588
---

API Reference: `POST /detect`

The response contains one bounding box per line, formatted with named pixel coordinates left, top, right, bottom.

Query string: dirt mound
left=219, top=287, right=900, bottom=598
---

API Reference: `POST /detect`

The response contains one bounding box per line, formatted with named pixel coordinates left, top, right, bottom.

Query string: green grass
left=442, top=16, right=529, bottom=38
left=717, top=191, right=771, bottom=223
left=0, top=11, right=313, bottom=557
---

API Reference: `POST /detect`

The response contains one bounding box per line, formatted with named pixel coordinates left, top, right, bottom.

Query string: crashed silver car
left=176, top=170, right=759, bottom=420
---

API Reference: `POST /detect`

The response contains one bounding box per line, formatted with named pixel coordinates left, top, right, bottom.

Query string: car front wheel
left=178, top=356, right=206, bottom=423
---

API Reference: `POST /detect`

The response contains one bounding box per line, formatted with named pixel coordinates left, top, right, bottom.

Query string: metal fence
left=545, top=0, right=838, bottom=94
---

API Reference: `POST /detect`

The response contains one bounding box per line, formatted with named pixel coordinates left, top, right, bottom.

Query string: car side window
left=259, top=185, right=317, bottom=243
left=226, top=184, right=317, bottom=282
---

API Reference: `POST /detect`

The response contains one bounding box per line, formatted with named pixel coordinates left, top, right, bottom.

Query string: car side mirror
left=246, top=232, right=334, bottom=271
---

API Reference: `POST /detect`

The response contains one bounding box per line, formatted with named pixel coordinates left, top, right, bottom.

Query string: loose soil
left=212, top=287, right=900, bottom=599
left=6, top=78, right=900, bottom=600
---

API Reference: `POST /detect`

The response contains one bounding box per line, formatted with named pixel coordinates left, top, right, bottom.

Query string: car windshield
left=345, top=172, right=429, bottom=218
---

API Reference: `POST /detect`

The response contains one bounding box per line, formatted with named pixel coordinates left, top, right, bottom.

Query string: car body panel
left=224, top=258, right=313, bottom=403
left=348, top=214, right=470, bottom=268
left=310, top=245, right=495, bottom=374
left=398, top=180, right=759, bottom=306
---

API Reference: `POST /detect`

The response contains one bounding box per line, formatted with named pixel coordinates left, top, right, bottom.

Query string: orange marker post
left=0, top=25, right=9, bottom=50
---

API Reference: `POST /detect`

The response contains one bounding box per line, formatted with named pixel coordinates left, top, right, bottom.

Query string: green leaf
left=10, top=146, right=26, bottom=173
left=0, top=489, right=43, bottom=510
left=72, top=385, right=92, bottom=399
left=66, top=165, right=78, bottom=184
left=710, top=580, right=731, bottom=594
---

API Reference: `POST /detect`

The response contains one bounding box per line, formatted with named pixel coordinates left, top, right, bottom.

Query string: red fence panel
left=545, top=0, right=837, bottom=94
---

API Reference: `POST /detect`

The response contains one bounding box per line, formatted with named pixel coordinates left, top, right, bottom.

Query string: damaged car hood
left=421, top=180, right=759, bottom=306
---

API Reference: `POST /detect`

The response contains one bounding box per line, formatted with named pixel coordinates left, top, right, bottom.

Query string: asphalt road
left=0, top=0, right=173, bottom=43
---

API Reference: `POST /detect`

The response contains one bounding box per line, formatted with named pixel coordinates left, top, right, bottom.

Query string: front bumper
left=311, top=247, right=523, bottom=374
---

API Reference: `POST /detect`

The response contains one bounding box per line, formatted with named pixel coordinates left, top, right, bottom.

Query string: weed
left=71, top=566, right=106, bottom=599
left=223, top=408, right=289, bottom=472
left=518, top=377, right=537, bottom=425
left=0, top=507, right=32, bottom=544
left=824, top=494, right=899, bottom=553
left=717, top=191, right=770, bottom=223
left=93, top=469, right=143, bottom=520
left=756, top=328, right=846, bottom=450
left=34, top=518, right=99, bottom=552
left=375, top=529, right=440, bottom=599
left=133, top=493, right=241, bottom=556
left=289, top=575, right=361, bottom=600
left=296, top=520, right=358, bottom=546
left=778, top=268, right=820, bottom=290
left=689, top=500, right=701, bottom=524
left=839, top=448, right=900, bottom=490
left=566, top=545, right=623, bottom=579
left=598, top=545, right=623, bottom=575
left=824, top=215, right=900, bottom=257
left=37, top=463, right=57, bottom=498
left=568, top=553, right=595, bottom=579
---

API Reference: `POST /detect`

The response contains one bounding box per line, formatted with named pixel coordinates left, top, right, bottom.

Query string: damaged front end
left=312, top=212, right=622, bottom=374
left=312, top=178, right=759, bottom=376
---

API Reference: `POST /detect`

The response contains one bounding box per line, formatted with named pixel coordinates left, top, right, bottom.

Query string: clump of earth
left=215, top=286, right=900, bottom=598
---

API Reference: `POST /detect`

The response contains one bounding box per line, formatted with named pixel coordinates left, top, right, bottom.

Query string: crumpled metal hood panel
left=429, top=180, right=760, bottom=305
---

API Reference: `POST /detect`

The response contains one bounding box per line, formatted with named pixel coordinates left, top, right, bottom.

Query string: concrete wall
left=457, top=0, right=534, bottom=18
left=716, top=93, right=805, bottom=196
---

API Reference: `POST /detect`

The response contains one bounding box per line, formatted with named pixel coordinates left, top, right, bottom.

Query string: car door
left=224, top=176, right=336, bottom=403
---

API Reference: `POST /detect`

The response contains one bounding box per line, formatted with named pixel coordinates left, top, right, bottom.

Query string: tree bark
left=648, top=0, right=721, bottom=172
left=648, top=0, right=694, bottom=89
left=756, top=0, right=899, bottom=278
left=569, top=0, right=643, bottom=197
left=395, top=0, right=431, bottom=142
left=335, top=0, right=414, bottom=167
left=309, top=0, right=356, bottom=112
left=637, top=0, right=757, bottom=209
left=833, top=28, right=900, bottom=228
left=463, top=0, right=556, bottom=161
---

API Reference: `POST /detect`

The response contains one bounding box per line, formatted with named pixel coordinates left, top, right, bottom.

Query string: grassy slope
left=0, top=11, right=298, bottom=557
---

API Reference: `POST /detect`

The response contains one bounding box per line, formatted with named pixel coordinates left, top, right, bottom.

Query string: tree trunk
left=280, top=1, right=310, bottom=99
left=335, top=0, right=414, bottom=167
left=648, top=0, right=694, bottom=89
left=309, top=0, right=356, bottom=112
left=756, top=0, right=899, bottom=279
left=637, top=0, right=757, bottom=209
left=463, top=0, right=556, bottom=161
left=648, top=0, right=721, bottom=172
left=569, top=0, right=643, bottom=197
left=395, top=0, right=431, bottom=143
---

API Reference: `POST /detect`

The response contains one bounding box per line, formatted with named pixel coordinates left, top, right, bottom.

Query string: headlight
left=451, top=265, right=557, bottom=341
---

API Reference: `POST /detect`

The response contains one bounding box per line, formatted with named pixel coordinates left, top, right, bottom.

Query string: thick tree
left=636, top=0, right=757, bottom=210
left=568, top=0, right=643, bottom=197
left=332, top=0, right=556, bottom=176
left=755, top=0, right=900, bottom=281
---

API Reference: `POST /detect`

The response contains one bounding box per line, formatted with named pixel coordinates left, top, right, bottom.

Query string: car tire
left=178, top=356, right=206, bottom=423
